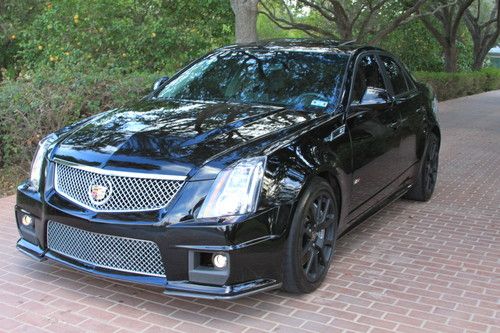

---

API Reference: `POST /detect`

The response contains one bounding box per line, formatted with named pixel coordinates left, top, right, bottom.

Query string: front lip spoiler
left=16, top=238, right=47, bottom=262
left=164, top=279, right=282, bottom=300
left=16, top=238, right=282, bottom=299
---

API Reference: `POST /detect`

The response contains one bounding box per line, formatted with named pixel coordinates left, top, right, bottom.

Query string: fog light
left=212, top=253, right=228, bottom=269
left=21, top=215, right=33, bottom=227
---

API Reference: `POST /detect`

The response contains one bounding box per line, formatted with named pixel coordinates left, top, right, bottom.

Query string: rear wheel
left=405, top=133, right=439, bottom=201
left=282, top=178, right=338, bottom=293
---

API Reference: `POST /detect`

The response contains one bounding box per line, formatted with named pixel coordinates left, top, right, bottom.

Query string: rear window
left=380, top=56, right=409, bottom=96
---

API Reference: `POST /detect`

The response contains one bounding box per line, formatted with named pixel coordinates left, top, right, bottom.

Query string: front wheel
left=405, top=133, right=439, bottom=201
left=282, top=178, right=338, bottom=293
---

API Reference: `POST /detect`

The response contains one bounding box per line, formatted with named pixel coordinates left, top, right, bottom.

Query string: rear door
left=379, top=55, right=425, bottom=174
left=346, top=53, right=402, bottom=214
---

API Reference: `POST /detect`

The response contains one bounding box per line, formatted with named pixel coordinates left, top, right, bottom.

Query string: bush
left=415, top=68, right=500, bottom=101
left=0, top=64, right=158, bottom=194
left=1, top=0, right=233, bottom=76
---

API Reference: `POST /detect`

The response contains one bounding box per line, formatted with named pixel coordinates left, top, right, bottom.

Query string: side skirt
left=338, top=184, right=410, bottom=239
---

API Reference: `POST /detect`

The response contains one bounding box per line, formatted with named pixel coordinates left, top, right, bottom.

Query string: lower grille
left=46, top=221, right=165, bottom=277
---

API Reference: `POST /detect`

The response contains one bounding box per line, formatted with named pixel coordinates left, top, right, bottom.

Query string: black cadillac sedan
left=15, top=39, right=440, bottom=299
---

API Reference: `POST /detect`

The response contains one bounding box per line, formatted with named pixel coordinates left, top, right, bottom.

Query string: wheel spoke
left=323, top=238, right=334, bottom=248
left=317, top=245, right=326, bottom=265
left=310, top=204, right=320, bottom=225
left=301, top=246, right=312, bottom=266
left=318, top=213, right=335, bottom=231
left=302, top=239, right=314, bottom=257
left=320, top=198, right=330, bottom=223
left=315, top=200, right=324, bottom=224
left=305, top=250, right=315, bottom=274
left=311, top=251, right=319, bottom=274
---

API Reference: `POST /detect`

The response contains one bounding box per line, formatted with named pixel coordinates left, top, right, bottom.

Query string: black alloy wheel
left=301, top=194, right=336, bottom=282
left=423, top=137, right=439, bottom=197
left=404, top=133, right=439, bottom=202
left=282, top=177, right=338, bottom=293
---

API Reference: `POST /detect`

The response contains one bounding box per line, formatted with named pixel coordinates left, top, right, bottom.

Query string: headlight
left=197, top=156, right=266, bottom=219
left=30, top=133, right=58, bottom=191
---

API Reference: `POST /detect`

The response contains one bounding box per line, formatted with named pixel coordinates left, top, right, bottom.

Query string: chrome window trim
left=52, top=158, right=187, bottom=181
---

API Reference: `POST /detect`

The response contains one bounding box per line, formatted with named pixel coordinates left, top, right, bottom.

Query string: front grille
left=47, top=221, right=165, bottom=277
left=54, top=161, right=184, bottom=212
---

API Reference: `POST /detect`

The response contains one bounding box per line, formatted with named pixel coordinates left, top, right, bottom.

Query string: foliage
left=0, top=0, right=44, bottom=80
left=259, top=0, right=456, bottom=44
left=0, top=63, right=157, bottom=193
left=1, top=0, right=233, bottom=75
left=257, top=12, right=307, bottom=39
left=381, top=20, right=474, bottom=72
left=415, top=68, right=500, bottom=100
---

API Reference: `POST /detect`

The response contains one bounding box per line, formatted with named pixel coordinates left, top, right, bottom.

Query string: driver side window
left=351, top=55, right=387, bottom=105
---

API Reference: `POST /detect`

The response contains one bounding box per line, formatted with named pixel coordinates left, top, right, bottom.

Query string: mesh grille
left=47, top=221, right=166, bottom=276
left=54, top=162, right=184, bottom=212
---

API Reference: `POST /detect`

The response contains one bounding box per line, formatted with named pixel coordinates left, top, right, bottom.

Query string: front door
left=346, top=54, right=402, bottom=214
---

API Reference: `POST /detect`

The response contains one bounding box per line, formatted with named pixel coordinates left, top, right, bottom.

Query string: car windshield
left=157, top=50, right=348, bottom=112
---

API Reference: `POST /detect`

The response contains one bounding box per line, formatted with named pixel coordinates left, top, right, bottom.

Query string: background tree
left=464, top=0, right=500, bottom=70
left=420, top=0, right=475, bottom=72
left=259, top=0, right=455, bottom=45
left=230, top=0, right=260, bottom=43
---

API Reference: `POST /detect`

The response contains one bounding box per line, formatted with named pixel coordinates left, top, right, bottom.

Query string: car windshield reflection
left=157, top=50, right=348, bottom=112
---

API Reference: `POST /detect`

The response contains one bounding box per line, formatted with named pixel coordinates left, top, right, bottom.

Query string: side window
left=380, top=56, right=409, bottom=96
left=351, top=55, right=387, bottom=105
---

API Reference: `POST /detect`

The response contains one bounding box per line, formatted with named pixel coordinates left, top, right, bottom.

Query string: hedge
left=415, top=68, right=500, bottom=101
left=1, top=66, right=499, bottom=195
left=0, top=65, right=157, bottom=195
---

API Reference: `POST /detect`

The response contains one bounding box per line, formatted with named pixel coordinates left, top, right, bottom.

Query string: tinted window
left=381, top=56, right=408, bottom=95
left=351, top=55, right=387, bottom=105
left=158, top=51, right=348, bottom=112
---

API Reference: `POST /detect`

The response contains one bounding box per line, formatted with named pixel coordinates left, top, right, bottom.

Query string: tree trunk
left=230, top=0, right=259, bottom=44
left=472, top=47, right=491, bottom=70
left=444, top=43, right=458, bottom=72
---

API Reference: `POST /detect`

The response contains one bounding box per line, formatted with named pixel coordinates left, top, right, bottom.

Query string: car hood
left=52, top=100, right=318, bottom=178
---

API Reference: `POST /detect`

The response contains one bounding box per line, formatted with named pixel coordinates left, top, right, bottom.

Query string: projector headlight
left=30, top=133, right=58, bottom=191
left=197, top=156, right=266, bottom=219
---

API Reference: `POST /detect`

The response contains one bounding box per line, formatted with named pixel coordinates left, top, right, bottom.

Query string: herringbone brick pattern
left=0, top=91, right=499, bottom=332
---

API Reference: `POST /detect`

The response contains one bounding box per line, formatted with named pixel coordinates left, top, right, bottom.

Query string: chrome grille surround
left=54, top=159, right=185, bottom=212
left=47, top=221, right=165, bottom=277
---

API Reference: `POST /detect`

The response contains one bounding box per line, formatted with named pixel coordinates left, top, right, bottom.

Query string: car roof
left=218, top=38, right=382, bottom=55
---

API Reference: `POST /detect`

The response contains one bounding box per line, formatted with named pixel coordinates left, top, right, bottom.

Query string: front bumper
left=15, top=183, right=291, bottom=299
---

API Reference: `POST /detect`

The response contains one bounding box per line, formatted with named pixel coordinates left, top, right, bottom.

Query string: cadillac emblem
left=88, top=179, right=112, bottom=205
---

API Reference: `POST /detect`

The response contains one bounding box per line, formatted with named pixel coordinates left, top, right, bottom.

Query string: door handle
left=389, top=121, right=400, bottom=130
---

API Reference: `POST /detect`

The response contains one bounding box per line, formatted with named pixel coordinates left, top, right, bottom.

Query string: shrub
left=16, top=0, right=233, bottom=72
left=415, top=69, right=500, bottom=101
left=0, top=64, right=158, bottom=192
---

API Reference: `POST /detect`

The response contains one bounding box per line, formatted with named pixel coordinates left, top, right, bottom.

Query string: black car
left=15, top=39, right=440, bottom=299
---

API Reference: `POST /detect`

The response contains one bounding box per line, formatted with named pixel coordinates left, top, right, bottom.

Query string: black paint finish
left=15, top=39, right=440, bottom=299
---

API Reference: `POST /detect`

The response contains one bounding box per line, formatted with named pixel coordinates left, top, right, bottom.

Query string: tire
left=404, top=133, right=439, bottom=202
left=282, top=177, right=338, bottom=293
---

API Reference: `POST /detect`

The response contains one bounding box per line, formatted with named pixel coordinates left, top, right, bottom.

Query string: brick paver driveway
left=0, top=91, right=499, bottom=333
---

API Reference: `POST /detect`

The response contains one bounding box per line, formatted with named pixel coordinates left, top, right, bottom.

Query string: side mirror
left=352, top=87, right=392, bottom=107
left=153, top=76, right=169, bottom=91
